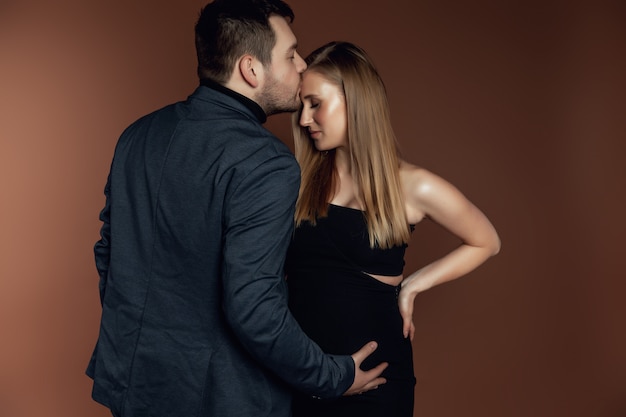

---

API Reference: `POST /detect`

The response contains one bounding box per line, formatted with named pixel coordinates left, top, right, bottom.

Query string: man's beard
left=257, top=74, right=301, bottom=116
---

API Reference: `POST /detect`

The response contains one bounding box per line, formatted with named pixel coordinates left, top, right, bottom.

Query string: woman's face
left=298, top=71, right=348, bottom=151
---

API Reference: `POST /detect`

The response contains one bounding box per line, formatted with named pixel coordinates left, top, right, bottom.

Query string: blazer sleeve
left=221, top=152, right=354, bottom=399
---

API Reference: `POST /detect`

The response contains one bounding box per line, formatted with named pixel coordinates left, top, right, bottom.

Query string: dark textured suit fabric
left=86, top=85, right=354, bottom=417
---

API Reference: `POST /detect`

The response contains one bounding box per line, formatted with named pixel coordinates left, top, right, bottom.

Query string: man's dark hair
left=195, top=0, right=295, bottom=84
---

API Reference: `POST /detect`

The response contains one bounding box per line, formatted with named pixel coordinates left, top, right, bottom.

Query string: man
left=86, top=1, right=387, bottom=416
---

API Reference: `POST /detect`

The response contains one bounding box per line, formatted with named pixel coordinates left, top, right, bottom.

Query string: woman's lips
left=309, top=130, right=321, bottom=139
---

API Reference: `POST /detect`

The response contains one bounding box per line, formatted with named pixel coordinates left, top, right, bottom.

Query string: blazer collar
left=199, top=78, right=267, bottom=124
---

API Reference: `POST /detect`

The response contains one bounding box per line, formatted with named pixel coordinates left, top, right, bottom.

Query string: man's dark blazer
left=87, top=85, right=354, bottom=417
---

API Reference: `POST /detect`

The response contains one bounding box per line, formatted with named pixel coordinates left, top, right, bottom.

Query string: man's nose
left=295, top=52, right=307, bottom=73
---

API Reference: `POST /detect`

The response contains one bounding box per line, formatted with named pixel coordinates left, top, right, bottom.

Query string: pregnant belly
left=288, top=269, right=404, bottom=355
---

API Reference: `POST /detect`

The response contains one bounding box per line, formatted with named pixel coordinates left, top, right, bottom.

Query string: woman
left=285, top=41, right=501, bottom=417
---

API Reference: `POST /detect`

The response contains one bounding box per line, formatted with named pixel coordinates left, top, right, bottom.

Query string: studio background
left=1, top=1, right=624, bottom=416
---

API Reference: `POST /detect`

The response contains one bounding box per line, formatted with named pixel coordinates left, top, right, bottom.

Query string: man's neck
left=199, top=78, right=266, bottom=123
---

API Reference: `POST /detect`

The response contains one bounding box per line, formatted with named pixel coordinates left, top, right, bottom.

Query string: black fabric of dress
left=286, top=204, right=416, bottom=417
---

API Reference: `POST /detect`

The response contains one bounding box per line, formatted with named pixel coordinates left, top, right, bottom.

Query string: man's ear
left=238, top=54, right=262, bottom=88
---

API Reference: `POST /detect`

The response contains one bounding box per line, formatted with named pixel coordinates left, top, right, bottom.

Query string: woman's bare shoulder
left=399, top=160, right=441, bottom=196
left=399, top=160, right=462, bottom=222
left=399, top=161, right=434, bottom=223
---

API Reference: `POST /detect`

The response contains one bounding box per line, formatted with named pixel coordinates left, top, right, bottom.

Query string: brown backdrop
left=1, top=1, right=624, bottom=416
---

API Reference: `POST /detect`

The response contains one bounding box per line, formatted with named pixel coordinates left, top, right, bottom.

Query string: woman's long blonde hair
left=292, top=41, right=410, bottom=249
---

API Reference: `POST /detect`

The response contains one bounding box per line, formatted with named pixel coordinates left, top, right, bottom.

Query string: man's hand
left=343, top=341, right=388, bottom=396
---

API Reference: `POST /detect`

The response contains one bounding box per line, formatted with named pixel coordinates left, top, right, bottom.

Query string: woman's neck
left=333, top=147, right=351, bottom=175
left=331, top=150, right=361, bottom=209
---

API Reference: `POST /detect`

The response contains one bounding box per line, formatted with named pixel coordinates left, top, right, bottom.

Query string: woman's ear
left=238, top=54, right=261, bottom=88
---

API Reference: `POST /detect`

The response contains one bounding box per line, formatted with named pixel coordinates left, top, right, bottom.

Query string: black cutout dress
left=286, top=204, right=416, bottom=417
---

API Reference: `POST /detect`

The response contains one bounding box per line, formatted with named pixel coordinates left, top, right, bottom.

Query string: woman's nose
left=299, top=109, right=311, bottom=127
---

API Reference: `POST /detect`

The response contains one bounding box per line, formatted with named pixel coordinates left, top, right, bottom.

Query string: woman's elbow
left=489, top=233, right=501, bottom=256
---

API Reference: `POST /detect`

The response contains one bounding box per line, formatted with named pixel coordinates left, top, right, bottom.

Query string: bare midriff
left=364, top=273, right=403, bottom=287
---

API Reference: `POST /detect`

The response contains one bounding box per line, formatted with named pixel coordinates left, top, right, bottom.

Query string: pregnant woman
left=286, top=41, right=501, bottom=417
